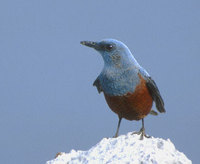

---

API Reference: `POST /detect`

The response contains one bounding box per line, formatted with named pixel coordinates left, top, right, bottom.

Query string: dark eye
left=105, top=44, right=113, bottom=51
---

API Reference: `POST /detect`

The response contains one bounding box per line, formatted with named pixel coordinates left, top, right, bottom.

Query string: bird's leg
left=132, top=119, right=150, bottom=140
left=113, top=117, right=122, bottom=138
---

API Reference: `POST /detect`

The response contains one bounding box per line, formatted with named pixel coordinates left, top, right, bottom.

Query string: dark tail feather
left=149, top=109, right=158, bottom=116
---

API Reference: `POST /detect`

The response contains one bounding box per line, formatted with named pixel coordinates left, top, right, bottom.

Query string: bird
left=80, top=39, right=165, bottom=139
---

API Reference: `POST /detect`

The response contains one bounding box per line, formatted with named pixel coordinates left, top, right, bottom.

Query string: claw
left=132, top=128, right=151, bottom=140
left=132, top=119, right=151, bottom=140
left=113, top=134, right=118, bottom=138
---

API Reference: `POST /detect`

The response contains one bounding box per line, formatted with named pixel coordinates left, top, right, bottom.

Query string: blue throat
left=98, top=66, right=140, bottom=96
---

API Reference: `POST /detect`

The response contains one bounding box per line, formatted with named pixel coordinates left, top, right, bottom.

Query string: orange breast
left=104, top=74, right=153, bottom=120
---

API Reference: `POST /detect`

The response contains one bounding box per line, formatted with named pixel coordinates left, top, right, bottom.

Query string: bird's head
left=81, top=39, right=139, bottom=69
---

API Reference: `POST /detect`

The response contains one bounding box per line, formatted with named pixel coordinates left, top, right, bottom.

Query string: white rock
left=46, top=132, right=192, bottom=164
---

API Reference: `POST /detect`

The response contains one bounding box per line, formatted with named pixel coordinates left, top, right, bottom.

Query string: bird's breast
left=99, top=68, right=140, bottom=96
left=104, top=73, right=153, bottom=120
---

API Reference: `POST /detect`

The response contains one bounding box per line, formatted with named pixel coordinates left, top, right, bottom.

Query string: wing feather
left=146, top=77, right=166, bottom=113
left=93, top=78, right=103, bottom=93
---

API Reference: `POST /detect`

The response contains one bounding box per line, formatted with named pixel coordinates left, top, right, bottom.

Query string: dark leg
left=132, top=118, right=150, bottom=140
left=113, top=117, right=122, bottom=138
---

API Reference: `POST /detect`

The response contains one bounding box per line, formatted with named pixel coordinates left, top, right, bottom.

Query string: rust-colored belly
left=104, top=74, right=153, bottom=120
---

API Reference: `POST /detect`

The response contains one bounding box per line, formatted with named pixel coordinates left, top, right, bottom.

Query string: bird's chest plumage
left=99, top=68, right=140, bottom=96
left=99, top=70, right=153, bottom=120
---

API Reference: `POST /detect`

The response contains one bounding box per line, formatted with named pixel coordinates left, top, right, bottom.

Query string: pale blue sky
left=0, top=0, right=199, bottom=163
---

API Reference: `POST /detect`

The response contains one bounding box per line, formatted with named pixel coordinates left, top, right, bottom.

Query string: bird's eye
left=105, top=44, right=113, bottom=51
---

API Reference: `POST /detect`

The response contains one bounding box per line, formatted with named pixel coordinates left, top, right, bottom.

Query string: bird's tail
left=149, top=109, right=158, bottom=116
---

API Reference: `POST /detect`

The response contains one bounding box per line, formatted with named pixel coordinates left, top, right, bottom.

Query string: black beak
left=80, top=41, right=99, bottom=49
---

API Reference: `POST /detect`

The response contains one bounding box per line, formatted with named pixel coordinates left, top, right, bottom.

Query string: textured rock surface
left=46, top=132, right=192, bottom=164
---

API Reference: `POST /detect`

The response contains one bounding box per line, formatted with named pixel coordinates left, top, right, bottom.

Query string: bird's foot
left=132, top=128, right=151, bottom=140
left=113, top=133, right=118, bottom=138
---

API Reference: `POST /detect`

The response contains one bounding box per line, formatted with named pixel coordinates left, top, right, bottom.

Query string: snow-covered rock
left=46, top=132, right=192, bottom=164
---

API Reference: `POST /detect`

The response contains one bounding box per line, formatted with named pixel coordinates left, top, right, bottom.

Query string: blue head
left=81, top=39, right=145, bottom=95
left=81, top=39, right=140, bottom=69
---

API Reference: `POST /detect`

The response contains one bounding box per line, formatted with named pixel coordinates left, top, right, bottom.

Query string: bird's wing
left=93, top=78, right=103, bottom=93
left=139, top=68, right=165, bottom=113
left=146, top=76, right=166, bottom=113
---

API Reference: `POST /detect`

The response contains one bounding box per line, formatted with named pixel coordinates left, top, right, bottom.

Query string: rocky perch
left=46, top=132, right=191, bottom=164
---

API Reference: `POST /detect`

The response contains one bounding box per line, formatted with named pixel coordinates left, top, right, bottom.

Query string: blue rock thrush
left=81, top=39, right=165, bottom=139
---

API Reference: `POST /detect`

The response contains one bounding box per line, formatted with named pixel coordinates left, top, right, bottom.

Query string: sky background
left=0, top=0, right=199, bottom=163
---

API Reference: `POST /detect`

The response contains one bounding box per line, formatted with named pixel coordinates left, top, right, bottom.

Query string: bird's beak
left=80, top=41, right=100, bottom=50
